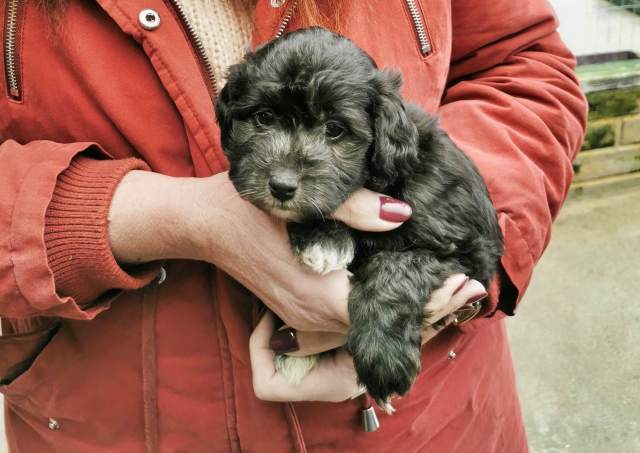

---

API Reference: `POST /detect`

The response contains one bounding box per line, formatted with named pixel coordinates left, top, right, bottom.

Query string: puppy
left=216, top=27, right=503, bottom=409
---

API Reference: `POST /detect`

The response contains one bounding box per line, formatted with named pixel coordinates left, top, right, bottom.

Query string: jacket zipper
left=404, top=0, right=432, bottom=56
left=4, top=0, right=23, bottom=100
left=166, top=0, right=218, bottom=101
left=274, top=0, right=298, bottom=39
left=169, top=0, right=296, bottom=98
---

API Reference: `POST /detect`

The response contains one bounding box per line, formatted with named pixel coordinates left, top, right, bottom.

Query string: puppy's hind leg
left=347, top=251, right=453, bottom=410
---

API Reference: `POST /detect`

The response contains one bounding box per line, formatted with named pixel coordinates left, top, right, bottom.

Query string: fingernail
left=453, top=277, right=470, bottom=295
left=466, top=292, right=488, bottom=305
left=269, top=328, right=299, bottom=353
left=379, top=196, right=412, bottom=222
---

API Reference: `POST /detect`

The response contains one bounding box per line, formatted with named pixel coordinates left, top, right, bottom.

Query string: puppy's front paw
left=348, top=333, right=421, bottom=410
left=299, top=241, right=355, bottom=275
left=288, top=222, right=356, bottom=275
left=274, top=353, right=320, bottom=384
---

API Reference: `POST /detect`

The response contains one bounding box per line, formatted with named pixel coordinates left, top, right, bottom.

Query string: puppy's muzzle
left=269, top=170, right=299, bottom=202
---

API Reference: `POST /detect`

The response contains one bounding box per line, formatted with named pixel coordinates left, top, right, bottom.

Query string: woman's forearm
left=107, top=170, right=292, bottom=265
left=107, top=170, right=208, bottom=264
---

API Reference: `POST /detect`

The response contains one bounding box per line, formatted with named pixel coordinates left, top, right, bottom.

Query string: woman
left=0, top=0, right=586, bottom=452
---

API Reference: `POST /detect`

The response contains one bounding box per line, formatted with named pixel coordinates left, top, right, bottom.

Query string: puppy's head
left=216, top=27, right=418, bottom=221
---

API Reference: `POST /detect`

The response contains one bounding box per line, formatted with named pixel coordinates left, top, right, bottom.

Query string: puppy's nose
left=269, top=172, right=298, bottom=202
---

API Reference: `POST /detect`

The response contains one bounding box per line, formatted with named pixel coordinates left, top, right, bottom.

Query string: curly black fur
left=216, top=27, right=503, bottom=407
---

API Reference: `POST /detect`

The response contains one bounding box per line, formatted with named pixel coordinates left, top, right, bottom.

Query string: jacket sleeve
left=438, top=1, right=588, bottom=320
left=0, top=140, right=159, bottom=320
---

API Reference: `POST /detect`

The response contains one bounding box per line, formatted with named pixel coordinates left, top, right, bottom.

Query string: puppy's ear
left=370, top=69, right=419, bottom=186
left=215, top=62, right=249, bottom=148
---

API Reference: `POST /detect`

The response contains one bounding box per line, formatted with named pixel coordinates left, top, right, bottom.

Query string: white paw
left=299, top=242, right=354, bottom=275
left=274, top=354, right=320, bottom=384
left=378, top=401, right=396, bottom=415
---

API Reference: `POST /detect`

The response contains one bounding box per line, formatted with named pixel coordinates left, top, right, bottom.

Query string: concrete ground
left=507, top=185, right=640, bottom=453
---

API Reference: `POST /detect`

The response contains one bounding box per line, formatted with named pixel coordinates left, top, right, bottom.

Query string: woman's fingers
left=332, top=188, right=412, bottom=232
left=422, top=317, right=454, bottom=345
left=420, top=275, right=487, bottom=344
left=424, top=274, right=470, bottom=315
left=249, top=311, right=278, bottom=383
left=250, top=311, right=315, bottom=401
left=304, top=348, right=362, bottom=402
left=424, top=275, right=487, bottom=325
left=269, top=327, right=347, bottom=357
left=250, top=312, right=360, bottom=402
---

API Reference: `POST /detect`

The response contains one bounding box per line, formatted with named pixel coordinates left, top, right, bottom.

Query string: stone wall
left=606, top=0, right=640, bottom=15
left=573, top=59, right=640, bottom=189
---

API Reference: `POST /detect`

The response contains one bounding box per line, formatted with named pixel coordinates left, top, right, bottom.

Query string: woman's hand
left=250, top=275, right=486, bottom=402
left=108, top=171, right=411, bottom=333
left=269, top=274, right=487, bottom=357
left=250, top=311, right=362, bottom=402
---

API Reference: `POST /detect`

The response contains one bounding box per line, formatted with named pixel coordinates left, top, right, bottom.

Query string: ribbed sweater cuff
left=44, top=156, right=159, bottom=303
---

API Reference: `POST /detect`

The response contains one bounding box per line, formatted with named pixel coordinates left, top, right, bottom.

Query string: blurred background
left=508, top=1, right=640, bottom=452
left=1, top=1, right=639, bottom=452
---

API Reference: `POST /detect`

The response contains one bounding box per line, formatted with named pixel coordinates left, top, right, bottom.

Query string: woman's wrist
left=108, top=170, right=209, bottom=264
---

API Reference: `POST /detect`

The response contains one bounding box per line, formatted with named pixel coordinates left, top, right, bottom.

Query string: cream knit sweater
left=178, top=0, right=253, bottom=90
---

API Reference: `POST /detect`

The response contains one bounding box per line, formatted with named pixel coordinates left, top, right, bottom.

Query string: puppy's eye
left=325, top=121, right=345, bottom=139
left=254, top=110, right=275, bottom=127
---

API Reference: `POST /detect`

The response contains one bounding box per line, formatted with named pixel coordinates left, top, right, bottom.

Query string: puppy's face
left=216, top=28, right=418, bottom=221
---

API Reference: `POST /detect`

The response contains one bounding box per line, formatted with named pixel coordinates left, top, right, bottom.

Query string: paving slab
left=508, top=187, right=640, bottom=453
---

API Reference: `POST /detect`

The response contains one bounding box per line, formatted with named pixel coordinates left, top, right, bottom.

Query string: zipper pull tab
left=360, top=394, right=380, bottom=432
left=362, top=405, right=380, bottom=432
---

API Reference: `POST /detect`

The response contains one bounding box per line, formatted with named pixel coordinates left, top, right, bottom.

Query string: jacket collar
left=92, top=0, right=288, bottom=176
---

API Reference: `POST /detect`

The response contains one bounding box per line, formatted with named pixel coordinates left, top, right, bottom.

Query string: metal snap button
left=157, top=266, right=167, bottom=285
left=448, top=350, right=457, bottom=360
left=48, top=418, right=60, bottom=431
left=270, top=0, right=286, bottom=7
left=139, top=9, right=161, bottom=31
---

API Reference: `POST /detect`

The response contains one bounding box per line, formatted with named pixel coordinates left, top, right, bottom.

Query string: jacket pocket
left=3, top=0, right=24, bottom=101
left=0, top=319, right=60, bottom=391
left=403, top=0, right=433, bottom=57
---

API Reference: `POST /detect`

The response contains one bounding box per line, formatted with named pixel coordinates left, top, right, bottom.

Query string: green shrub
left=587, top=88, right=640, bottom=120
left=606, top=0, right=640, bottom=14
left=582, top=124, right=615, bottom=150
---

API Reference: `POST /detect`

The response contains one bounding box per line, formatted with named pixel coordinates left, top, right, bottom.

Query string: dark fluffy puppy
left=216, top=28, right=503, bottom=409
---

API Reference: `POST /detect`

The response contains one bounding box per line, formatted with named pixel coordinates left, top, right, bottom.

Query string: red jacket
left=0, top=0, right=586, bottom=452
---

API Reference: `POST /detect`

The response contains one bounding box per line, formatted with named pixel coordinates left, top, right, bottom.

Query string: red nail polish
left=269, top=328, right=299, bottom=353
left=453, top=277, right=470, bottom=296
left=379, top=196, right=412, bottom=222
